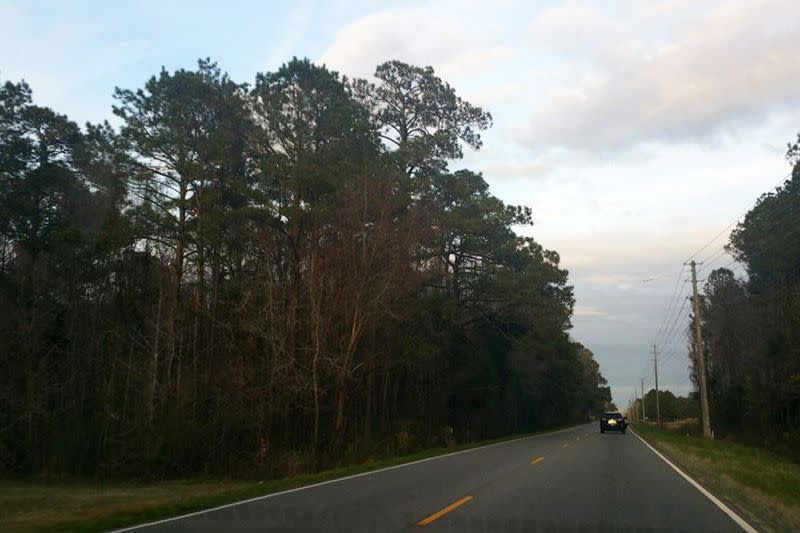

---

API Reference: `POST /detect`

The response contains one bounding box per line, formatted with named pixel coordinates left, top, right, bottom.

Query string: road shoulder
left=633, top=422, right=800, bottom=532
left=1, top=424, right=580, bottom=532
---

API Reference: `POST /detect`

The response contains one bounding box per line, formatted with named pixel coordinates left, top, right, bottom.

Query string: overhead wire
left=696, top=246, right=731, bottom=274
left=686, top=170, right=793, bottom=262
left=646, top=169, right=796, bottom=382
left=659, top=295, right=690, bottom=353
left=653, top=264, right=687, bottom=348
left=659, top=330, right=691, bottom=367
left=697, top=214, right=800, bottom=278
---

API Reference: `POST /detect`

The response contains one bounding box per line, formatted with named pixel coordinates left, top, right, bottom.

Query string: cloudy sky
left=3, top=0, right=799, bottom=406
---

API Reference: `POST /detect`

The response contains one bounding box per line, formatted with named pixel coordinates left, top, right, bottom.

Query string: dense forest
left=0, top=58, right=610, bottom=477
left=692, top=138, right=800, bottom=453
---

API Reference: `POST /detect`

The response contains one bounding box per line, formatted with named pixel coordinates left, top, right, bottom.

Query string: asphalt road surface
left=117, top=423, right=748, bottom=532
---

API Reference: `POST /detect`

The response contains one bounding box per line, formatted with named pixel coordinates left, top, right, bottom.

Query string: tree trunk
left=148, top=277, right=164, bottom=425
left=331, top=304, right=363, bottom=454
left=308, top=248, right=322, bottom=469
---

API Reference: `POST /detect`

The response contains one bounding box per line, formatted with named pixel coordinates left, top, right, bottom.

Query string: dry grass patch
left=0, top=480, right=249, bottom=532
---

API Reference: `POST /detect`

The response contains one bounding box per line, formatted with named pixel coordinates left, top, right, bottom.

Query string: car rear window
left=603, top=413, right=623, bottom=419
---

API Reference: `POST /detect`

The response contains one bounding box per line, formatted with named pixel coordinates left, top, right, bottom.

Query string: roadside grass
left=633, top=422, right=800, bottom=533
left=0, top=423, right=578, bottom=532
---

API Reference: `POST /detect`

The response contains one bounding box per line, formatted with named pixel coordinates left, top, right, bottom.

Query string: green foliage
left=353, top=60, right=492, bottom=175
left=0, top=58, right=608, bottom=478
left=641, top=390, right=698, bottom=422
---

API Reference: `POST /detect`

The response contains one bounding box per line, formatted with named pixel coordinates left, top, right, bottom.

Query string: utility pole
left=640, top=377, right=646, bottom=421
left=653, top=345, right=661, bottom=426
left=689, top=260, right=713, bottom=439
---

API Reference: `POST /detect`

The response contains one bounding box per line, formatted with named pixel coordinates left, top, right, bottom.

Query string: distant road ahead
left=117, top=423, right=748, bottom=532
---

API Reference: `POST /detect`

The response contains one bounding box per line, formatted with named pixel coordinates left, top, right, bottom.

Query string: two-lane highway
left=117, top=424, right=750, bottom=532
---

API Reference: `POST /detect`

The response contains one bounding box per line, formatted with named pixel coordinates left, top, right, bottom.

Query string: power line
left=697, top=247, right=731, bottom=274
left=700, top=245, right=728, bottom=265
left=654, top=264, right=687, bottom=347
left=699, top=223, right=800, bottom=277
left=688, top=223, right=739, bottom=264
left=689, top=260, right=713, bottom=439
left=659, top=330, right=691, bottom=367
left=659, top=298, right=690, bottom=356
left=649, top=172, right=769, bottom=361
left=694, top=220, right=800, bottom=284
left=719, top=257, right=745, bottom=273
left=648, top=168, right=795, bottom=401
left=662, top=324, right=687, bottom=361
left=686, top=171, right=793, bottom=262
left=658, top=329, right=690, bottom=370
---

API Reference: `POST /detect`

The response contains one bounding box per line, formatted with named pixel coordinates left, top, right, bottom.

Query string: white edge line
left=110, top=423, right=586, bottom=531
left=631, top=428, right=758, bottom=533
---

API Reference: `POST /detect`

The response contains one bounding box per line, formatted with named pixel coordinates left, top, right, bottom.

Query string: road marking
left=576, top=436, right=581, bottom=441
left=561, top=443, right=569, bottom=448
left=110, top=425, right=589, bottom=531
left=631, top=429, right=758, bottom=533
left=417, top=496, right=473, bottom=526
left=530, top=456, right=544, bottom=465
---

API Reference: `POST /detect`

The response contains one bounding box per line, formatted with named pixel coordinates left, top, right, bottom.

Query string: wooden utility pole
left=630, top=395, right=636, bottom=421
left=641, top=377, right=646, bottom=421
left=689, top=260, right=713, bottom=439
left=653, top=344, right=661, bottom=426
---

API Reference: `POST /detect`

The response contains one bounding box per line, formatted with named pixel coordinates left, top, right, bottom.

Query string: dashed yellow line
left=562, top=443, right=569, bottom=448
left=530, top=456, right=544, bottom=465
left=417, top=496, right=473, bottom=526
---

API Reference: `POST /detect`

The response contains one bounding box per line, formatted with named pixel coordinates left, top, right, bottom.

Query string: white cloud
left=261, top=0, right=313, bottom=71
left=437, top=46, right=516, bottom=80
left=574, top=305, right=605, bottom=317
left=529, top=2, right=641, bottom=66
left=313, top=0, right=799, bottom=409
left=523, top=0, right=800, bottom=152
left=579, top=274, right=627, bottom=286
left=320, top=9, right=425, bottom=78
left=318, top=5, right=514, bottom=82
left=465, top=81, right=526, bottom=108
left=481, top=160, right=549, bottom=179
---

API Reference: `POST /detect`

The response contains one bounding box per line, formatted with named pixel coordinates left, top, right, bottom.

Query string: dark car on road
left=600, top=412, right=627, bottom=433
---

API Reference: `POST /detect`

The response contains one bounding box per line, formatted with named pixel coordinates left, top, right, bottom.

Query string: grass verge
left=1, top=423, right=577, bottom=532
left=633, top=422, right=800, bottom=533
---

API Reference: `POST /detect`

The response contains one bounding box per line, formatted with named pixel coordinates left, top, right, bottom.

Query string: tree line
left=692, top=136, right=800, bottom=454
left=0, top=58, right=610, bottom=477
left=632, top=389, right=698, bottom=423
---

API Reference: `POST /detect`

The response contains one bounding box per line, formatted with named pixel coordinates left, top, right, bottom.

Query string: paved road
left=118, top=423, right=746, bottom=532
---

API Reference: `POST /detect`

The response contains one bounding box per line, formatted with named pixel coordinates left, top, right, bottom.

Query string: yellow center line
left=417, top=496, right=473, bottom=526
left=562, top=442, right=569, bottom=448
left=576, top=436, right=581, bottom=441
left=530, top=456, right=544, bottom=465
